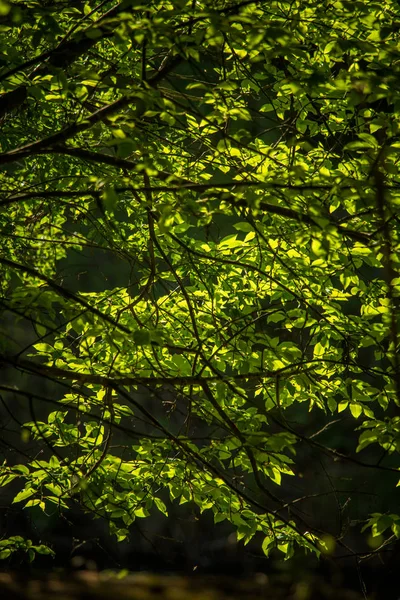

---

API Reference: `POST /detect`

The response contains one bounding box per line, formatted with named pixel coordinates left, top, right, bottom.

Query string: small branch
left=0, top=53, right=182, bottom=161
left=0, top=354, right=311, bottom=387
left=0, top=256, right=132, bottom=335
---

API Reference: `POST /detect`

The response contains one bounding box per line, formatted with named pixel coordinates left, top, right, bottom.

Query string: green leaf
left=134, top=507, right=149, bottom=518
left=13, top=489, right=36, bottom=504
left=27, top=549, right=35, bottom=562
left=261, top=536, right=273, bottom=557
left=102, top=187, right=119, bottom=215
left=350, top=403, right=362, bottom=419
left=372, top=515, right=393, bottom=537
left=132, top=330, right=151, bottom=346
left=154, top=497, right=168, bottom=515
left=233, top=222, right=253, bottom=232
left=0, top=474, right=18, bottom=487
left=0, top=1, right=11, bottom=16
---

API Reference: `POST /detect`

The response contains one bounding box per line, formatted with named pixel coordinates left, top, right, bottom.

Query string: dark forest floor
left=0, top=570, right=367, bottom=600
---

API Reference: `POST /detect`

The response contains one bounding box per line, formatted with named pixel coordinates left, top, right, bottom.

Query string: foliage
left=0, top=0, right=399, bottom=564
left=0, top=535, right=55, bottom=562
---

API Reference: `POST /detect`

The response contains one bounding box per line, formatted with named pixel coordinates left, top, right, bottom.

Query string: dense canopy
left=0, top=0, right=400, bottom=566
